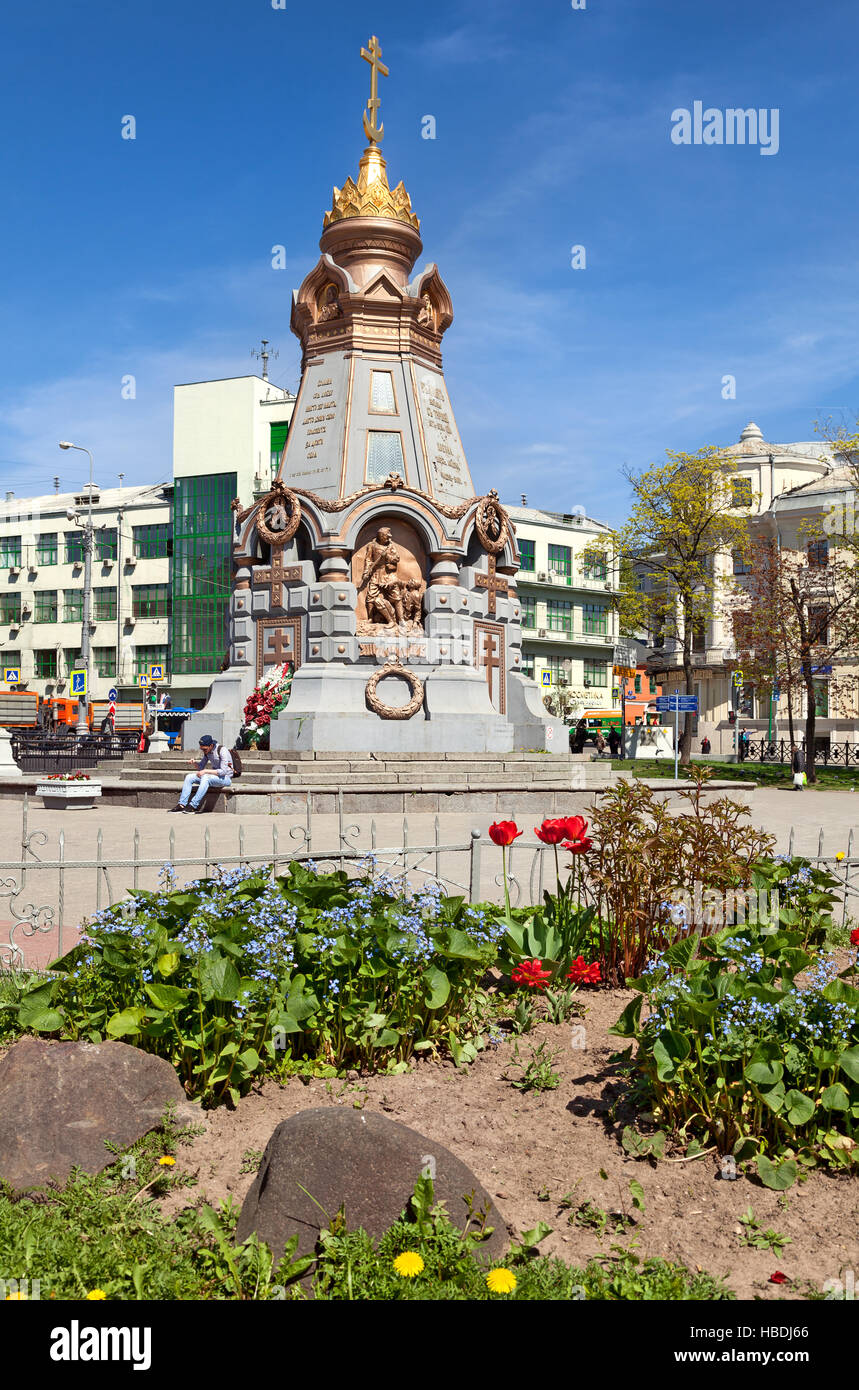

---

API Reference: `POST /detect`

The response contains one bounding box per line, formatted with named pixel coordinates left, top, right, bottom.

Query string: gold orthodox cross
left=253, top=551, right=301, bottom=608
left=482, top=628, right=501, bottom=704
left=475, top=555, right=509, bottom=616
left=361, top=35, right=388, bottom=145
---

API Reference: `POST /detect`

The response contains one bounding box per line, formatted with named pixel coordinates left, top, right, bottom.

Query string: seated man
left=170, top=735, right=233, bottom=813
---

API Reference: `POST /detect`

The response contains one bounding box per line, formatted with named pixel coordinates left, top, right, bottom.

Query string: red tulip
left=511, top=958, right=552, bottom=990
left=769, top=1270, right=789, bottom=1285
left=563, top=815, right=589, bottom=841
left=562, top=834, right=593, bottom=855
left=567, top=956, right=601, bottom=985
left=489, top=821, right=523, bottom=847
left=534, top=818, right=569, bottom=845
left=851, top=927, right=859, bottom=946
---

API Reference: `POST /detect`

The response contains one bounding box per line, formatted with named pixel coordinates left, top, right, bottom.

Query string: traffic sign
left=732, top=671, right=744, bottom=688
left=4, top=667, right=20, bottom=684
left=149, top=664, right=164, bottom=681
left=70, top=669, right=87, bottom=696
left=137, top=673, right=150, bottom=687
left=107, top=687, right=118, bottom=702
left=541, top=671, right=551, bottom=687
left=655, top=694, right=698, bottom=713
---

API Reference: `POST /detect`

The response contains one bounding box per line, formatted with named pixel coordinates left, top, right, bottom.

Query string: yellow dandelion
left=836, top=851, right=846, bottom=862
left=5, top=1291, right=26, bottom=1300
left=86, top=1290, right=107, bottom=1300
left=486, top=1267, right=517, bottom=1295
left=158, top=1156, right=176, bottom=1167
left=393, top=1251, right=424, bottom=1278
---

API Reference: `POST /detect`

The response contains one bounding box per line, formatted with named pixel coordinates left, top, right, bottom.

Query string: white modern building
left=0, top=482, right=171, bottom=700
left=505, top=502, right=620, bottom=714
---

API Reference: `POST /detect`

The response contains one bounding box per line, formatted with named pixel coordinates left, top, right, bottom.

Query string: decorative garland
left=242, top=662, right=294, bottom=748
left=365, top=658, right=425, bottom=720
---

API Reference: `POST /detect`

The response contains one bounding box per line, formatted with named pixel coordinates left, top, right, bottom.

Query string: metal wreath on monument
left=365, top=657, right=425, bottom=720
left=474, top=489, right=509, bottom=554
left=255, top=480, right=302, bottom=548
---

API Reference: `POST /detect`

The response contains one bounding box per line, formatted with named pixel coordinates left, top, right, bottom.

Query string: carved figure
left=360, top=527, right=405, bottom=626
left=318, top=283, right=342, bottom=321
left=402, top=577, right=423, bottom=624
left=417, top=292, right=434, bottom=328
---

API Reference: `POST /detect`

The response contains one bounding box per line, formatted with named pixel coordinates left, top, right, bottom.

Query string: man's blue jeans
left=179, top=772, right=230, bottom=809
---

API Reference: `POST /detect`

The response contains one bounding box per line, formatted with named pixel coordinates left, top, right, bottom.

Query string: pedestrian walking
left=608, top=726, right=621, bottom=757
left=701, top=736, right=711, bottom=755
left=791, top=744, right=805, bottom=791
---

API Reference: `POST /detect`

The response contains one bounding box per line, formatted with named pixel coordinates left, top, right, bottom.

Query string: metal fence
left=9, top=733, right=136, bottom=773
left=1, top=793, right=857, bottom=972
left=743, top=738, right=859, bottom=768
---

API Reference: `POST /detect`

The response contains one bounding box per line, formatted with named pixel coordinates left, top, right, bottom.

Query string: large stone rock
left=0, top=1036, right=201, bottom=1193
left=236, top=1107, right=508, bottom=1260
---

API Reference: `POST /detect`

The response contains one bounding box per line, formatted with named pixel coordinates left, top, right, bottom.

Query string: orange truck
left=0, top=695, right=147, bottom=731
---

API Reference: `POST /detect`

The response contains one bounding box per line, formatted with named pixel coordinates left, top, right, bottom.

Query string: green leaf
left=822, top=979, right=859, bottom=1006
left=820, top=1083, right=849, bottom=1112
left=653, top=1030, right=691, bottom=1081
left=744, top=1050, right=784, bottom=1087
left=629, top=1179, right=645, bottom=1212
left=144, top=982, right=190, bottom=1011
left=621, top=1126, right=666, bottom=1159
left=422, top=966, right=450, bottom=1010
left=156, top=952, right=180, bottom=977
left=22, top=1007, right=65, bottom=1032
left=755, top=1154, right=797, bottom=1190
left=198, top=952, right=241, bottom=1002
left=608, top=995, right=643, bottom=1037
left=783, top=1089, right=815, bottom=1126
left=838, top=1046, right=859, bottom=1084
left=105, top=1007, right=147, bottom=1037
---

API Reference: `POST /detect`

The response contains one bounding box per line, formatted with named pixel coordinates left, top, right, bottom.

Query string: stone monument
left=188, top=37, right=565, bottom=756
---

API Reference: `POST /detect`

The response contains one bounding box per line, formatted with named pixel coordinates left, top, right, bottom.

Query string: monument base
left=627, top=724, right=675, bottom=760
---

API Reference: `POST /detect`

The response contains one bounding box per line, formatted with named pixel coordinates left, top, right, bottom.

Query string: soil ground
left=160, top=984, right=859, bottom=1302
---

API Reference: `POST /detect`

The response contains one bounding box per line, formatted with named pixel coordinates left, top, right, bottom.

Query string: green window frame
left=96, top=528, right=118, bottom=562
left=63, top=590, right=83, bottom=623
left=0, top=592, right=21, bottom=624
left=521, top=656, right=535, bottom=679
left=584, top=658, right=608, bottom=688
left=807, top=539, right=829, bottom=569
left=36, top=534, right=58, bottom=566
left=520, top=595, right=537, bottom=628
left=547, top=599, right=573, bottom=632
left=65, top=532, right=85, bottom=564
left=583, top=553, right=607, bottom=581
left=518, top=538, right=535, bottom=572
left=132, top=523, right=172, bottom=560
left=634, top=674, right=642, bottom=693
left=133, top=644, right=169, bottom=675
left=172, top=473, right=238, bottom=675
left=93, top=646, right=117, bottom=678
left=545, top=655, right=566, bottom=684
left=34, top=590, right=58, bottom=623
left=270, top=421, right=290, bottom=473
left=2, top=649, right=21, bottom=670
left=132, top=583, right=171, bottom=619
left=582, top=603, right=607, bottom=635
left=93, top=587, right=117, bottom=622
left=63, top=647, right=81, bottom=676
left=34, top=649, right=57, bottom=679
left=0, top=536, right=22, bottom=568
left=548, top=544, right=571, bottom=576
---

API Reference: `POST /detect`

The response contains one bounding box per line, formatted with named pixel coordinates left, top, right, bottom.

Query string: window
left=732, top=549, right=751, bottom=575
left=584, top=659, right=608, bottom=687
left=808, top=604, right=829, bottom=645
left=172, top=473, right=237, bottom=676
left=134, top=644, right=168, bottom=676
left=93, top=646, right=117, bottom=678
left=365, top=431, right=405, bottom=484
left=93, top=587, right=117, bottom=622
left=65, top=532, right=84, bottom=564
left=812, top=679, right=829, bottom=717
left=132, top=583, right=171, bottom=618
left=692, top=620, right=707, bottom=653
left=133, top=524, right=172, bottom=560
left=369, top=371, right=397, bottom=414
left=634, top=674, right=642, bottom=693
left=518, top=538, right=535, bottom=572
left=0, top=592, right=21, bottom=624
left=36, top=534, right=57, bottom=566
left=34, top=590, right=58, bottom=623
left=807, top=539, right=829, bottom=569
left=0, top=536, right=21, bottom=568
left=548, top=544, right=571, bottom=576
left=545, top=656, right=566, bottom=684
left=96, top=528, right=118, bottom=561
left=63, top=589, right=83, bottom=623
left=34, top=649, right=57, bottom=679
left=520, top=595, right=537, bottom=629
left=521, top=656, right=535, bottom=679
left=582, top=603, right=607, bottom=635
left=547, top=599, right=573, bottom=632
left=63, top=647, right=80, bottom=675
left=583, top=553, right=607, bottom=581
left=732, top=477, right=752, bottom=508
left=2, top=649, right=21, bottom=671
left=269, top=422, right=290, bottom=473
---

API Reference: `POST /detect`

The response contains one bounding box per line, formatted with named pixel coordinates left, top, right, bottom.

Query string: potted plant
left=36, top=771, right=102, bottom=809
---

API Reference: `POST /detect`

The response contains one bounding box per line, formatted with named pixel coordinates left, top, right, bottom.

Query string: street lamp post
left=59, top=442, right=95, bottom=736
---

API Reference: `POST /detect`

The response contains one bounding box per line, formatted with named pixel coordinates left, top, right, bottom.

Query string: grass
left=611, top=758, right=859, bottom=789
left=0, top=1107, right=734, bottom=1302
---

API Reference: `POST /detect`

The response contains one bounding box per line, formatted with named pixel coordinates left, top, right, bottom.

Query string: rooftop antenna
left=251, top=338, right=279, bottom=382
left=53, top=476, right=60, bottom=494
left=521, top=494, right=527, bottom=506
left=118, top=472, right=125, bottom=491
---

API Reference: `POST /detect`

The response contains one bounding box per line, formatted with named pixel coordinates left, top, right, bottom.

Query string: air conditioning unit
left=539, top=628, right=547, bottom=638
left=125, top=616, right=136, bottom=627
left=538, top=572, right=548, bottom=582
left=102, top=559, right=114, bottom=570
left=9, top=565, right=20, bottom=575
left=125, top=556, right=137, bottom=568
left=21, top=601, right=31, bottom=616
left=603, top=582, right=612, bottom=590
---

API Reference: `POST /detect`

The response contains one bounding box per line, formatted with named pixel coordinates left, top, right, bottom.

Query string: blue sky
left=0, top=0, right=856, bottom=525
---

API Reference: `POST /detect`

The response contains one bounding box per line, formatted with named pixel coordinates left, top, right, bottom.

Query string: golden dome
left=323, top=145, right=420, bottom=231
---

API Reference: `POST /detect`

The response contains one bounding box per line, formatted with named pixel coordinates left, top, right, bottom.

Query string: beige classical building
left=647, top=422, right=853, bottom=754
left=505, top=503, right=620, bottom=714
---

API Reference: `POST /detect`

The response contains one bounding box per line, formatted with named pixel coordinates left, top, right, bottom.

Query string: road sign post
left=654, top=694, right=699, bottom=780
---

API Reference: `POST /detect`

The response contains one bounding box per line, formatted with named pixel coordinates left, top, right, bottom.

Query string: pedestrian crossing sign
left=149, top=664, right=164, bottom=681
left=4, top=667, right=20, bottom=684
left=137, top=673, right=150, bottom=687
left=541, top=671, right=551, bottom=687
left=70, top=669, right=87, bottom=696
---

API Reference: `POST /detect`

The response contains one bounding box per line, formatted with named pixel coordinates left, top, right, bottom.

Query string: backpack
left=217, top=744, right=242, bottom=778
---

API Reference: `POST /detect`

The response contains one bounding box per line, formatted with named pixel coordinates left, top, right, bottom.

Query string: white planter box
left=37, top=781, right=102, bottom=809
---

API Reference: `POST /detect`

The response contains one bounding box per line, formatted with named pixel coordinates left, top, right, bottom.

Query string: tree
left=584, top=448, right=752, bottom=764
left=728, top=535, right=859, bottom=782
